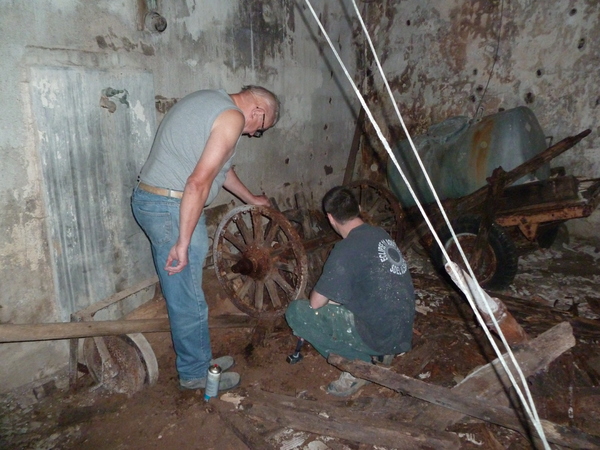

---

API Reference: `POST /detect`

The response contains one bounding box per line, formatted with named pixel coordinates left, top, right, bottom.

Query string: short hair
left=322, top=186, right=360, bottom=224
left=241, top=85, right=281, bottom=125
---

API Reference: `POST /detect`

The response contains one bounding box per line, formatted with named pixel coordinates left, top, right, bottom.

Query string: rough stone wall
left=355, top=0, right=599, bottom=239
left=0, top=0, right=358, bottom=393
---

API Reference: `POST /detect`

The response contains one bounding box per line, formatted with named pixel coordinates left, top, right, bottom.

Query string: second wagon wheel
left=347, top=180, right=406, bottom=245
left=213, top=205, right=309, bottom=317
left=83, top=333, right=159, bottom=395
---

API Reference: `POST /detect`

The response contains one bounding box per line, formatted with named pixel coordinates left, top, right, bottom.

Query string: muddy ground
left=1, top=238, right=600, bottom=449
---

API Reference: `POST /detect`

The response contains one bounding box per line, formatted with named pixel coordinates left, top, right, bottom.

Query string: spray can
left=204, top=364, right=222, bottom=401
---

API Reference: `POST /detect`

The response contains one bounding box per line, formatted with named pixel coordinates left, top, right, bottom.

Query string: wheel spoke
left=254, top=280, right=264, bottom=311
left=370, top=211, right=394, bottom=223
left=224, top=271, right=243, bottom=282
left=271, top=270, right=296, bottom=298
left=264, top=278, right=282, bottom=308
left=236, top=277, right=254, bottom=300
left=366, top=196, right=384, bottom=217
left=223, top=230, right=247, bottom=252
left=274, top=261, right=298, bottom=273
left=235, top=216, right=253, bottom=245
left=358, top=187, right=367, bottom=209
left=220, top=249, right=241, bottom=261
left=251, top=209, right=265, bottom=244
left=268, top=241, right=294, bottom=258
left=263, top=221, right=281, bottom=246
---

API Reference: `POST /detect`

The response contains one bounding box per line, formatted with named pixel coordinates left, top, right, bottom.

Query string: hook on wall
left=145, top=11, right=167, bottom=33
left=137, top=0, right=167, bottom=33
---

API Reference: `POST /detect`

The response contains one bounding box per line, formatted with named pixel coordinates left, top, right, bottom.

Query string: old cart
left=398, top=128, right=599, bottom=290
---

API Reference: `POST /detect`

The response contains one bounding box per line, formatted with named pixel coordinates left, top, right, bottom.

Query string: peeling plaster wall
left=356, top=0, right=600, bottom=239
left=0, top=0, right=358, bottom=392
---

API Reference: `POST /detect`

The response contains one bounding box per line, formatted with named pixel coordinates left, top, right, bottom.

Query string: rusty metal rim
left=444, top=232, right=498, bottom=286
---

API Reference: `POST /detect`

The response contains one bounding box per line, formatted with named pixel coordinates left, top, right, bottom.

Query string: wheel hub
left=231, top=245, right=272, bottom=280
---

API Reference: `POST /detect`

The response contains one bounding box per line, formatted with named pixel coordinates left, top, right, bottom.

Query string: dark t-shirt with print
left=314, top=223, right=415, bottom=355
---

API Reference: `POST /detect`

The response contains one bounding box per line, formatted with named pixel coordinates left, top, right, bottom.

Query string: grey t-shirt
left=139, top=89, right=241, bottom=205
left=314, top=223, right=415, bottom=354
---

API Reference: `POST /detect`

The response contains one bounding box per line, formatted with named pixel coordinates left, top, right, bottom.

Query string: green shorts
left=285, top=299, right=378, bottom=363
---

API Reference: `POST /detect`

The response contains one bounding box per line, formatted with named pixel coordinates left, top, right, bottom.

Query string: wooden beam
left=0, top=314, right=257, bottom=342
left=343, top=107, right=365, bottom=185
left=241, top=389, right=461, bottom=449
left=73, top=276, right=159, bottom=319
left=215, top=401, right=277, bottom=450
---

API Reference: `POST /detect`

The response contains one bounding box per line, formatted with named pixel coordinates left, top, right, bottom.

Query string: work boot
left=326, top=372, right=369, bottom=397
left=179, top=372, right=241, bottom=391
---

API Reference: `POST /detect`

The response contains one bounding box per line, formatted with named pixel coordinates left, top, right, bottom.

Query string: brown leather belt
left=138, top=182, right=184, bottom=199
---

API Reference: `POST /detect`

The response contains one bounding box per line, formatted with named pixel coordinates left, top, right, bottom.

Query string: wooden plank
left=343, top=107, right=365, bottom=185
left=490, top=292, right=600, bottom=339
left=215, top=402, right=277, bottom=450
left=498, top=176, right=580, bottom=211
left=242, top=389, right=461, bottom=450
left=0, top=314, right=257, bottom=342
left=328, top=325, right=600, bottom=450
left=74, top=276, right=158, bottom=319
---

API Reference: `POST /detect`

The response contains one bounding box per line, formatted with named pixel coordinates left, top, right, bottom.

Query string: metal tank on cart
left=387, top=106, right=550, bottom=208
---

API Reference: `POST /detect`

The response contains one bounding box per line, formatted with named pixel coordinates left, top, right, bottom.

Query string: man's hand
left=250, top=194, right=271, bottom=207
left=165, top=242, right=189, bottom=275
left=310, top=290, right=330, bottom=309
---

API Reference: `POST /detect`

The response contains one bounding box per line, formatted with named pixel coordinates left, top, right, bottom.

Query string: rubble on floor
left=1, top=238, right=600, bottom=449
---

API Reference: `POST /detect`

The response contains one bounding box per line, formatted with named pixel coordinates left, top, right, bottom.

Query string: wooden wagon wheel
left=213, top=205, right=309, bottom=318
left=347, top=179, right=406, bottom=245
left=83, top=333, right=158, bottom=395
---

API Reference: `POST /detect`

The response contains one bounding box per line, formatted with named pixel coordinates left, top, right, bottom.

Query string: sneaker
left=179, top=372, right=241, bottom=391
left=211, top=355, right=234, bottom=372
left=326, top=372, right=369, bottom=397
left=372, top=354, right=395, bottom=366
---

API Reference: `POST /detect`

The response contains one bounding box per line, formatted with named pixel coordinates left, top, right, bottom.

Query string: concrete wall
left=0, top=0, right=359, bottom=393
left=1, top=0, right=598, bottom=393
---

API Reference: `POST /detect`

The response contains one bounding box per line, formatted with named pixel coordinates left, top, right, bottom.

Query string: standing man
left=132, top=86, right=280, bottom=391
left=285, top=186, right=415, bottom=397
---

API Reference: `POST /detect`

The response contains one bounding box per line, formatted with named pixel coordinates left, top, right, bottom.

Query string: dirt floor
left=2, top=237, right=600, bottom=450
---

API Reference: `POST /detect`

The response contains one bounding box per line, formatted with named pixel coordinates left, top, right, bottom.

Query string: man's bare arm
left=165, top=109, right=244, bottom=275
left=223, top=167, right=270, bottom=207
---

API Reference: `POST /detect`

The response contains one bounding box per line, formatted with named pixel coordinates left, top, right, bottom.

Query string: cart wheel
left=284, top=208, right=336, bottom=294
left=83, top=333, right=158, bottom=395
left=213, top=205, right=309, bottom=318
left=537, top=223, right=568, bottom=249
left=347, top=180, right=405, bottom=245
left=434, top=215, right=518, bottom=290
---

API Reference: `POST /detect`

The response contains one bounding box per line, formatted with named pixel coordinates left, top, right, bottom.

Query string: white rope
left=346, top=2, right=547, bottom=446
left=304, top=1, right=549, bottom=446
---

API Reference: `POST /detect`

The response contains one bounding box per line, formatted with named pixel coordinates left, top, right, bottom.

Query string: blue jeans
left=131, top=187, right=211, bottom=381
left=285, top=299, right=378, bottom=363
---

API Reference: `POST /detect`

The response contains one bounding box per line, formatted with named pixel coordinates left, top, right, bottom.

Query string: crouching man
left=285, top=186, right=416, bottom=397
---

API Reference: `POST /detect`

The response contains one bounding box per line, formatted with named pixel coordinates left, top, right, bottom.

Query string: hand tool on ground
left=287, top=337, right=304, bottom=364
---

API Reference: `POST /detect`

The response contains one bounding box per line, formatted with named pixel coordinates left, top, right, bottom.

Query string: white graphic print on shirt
left=377, top=239, right=407, bottom=275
